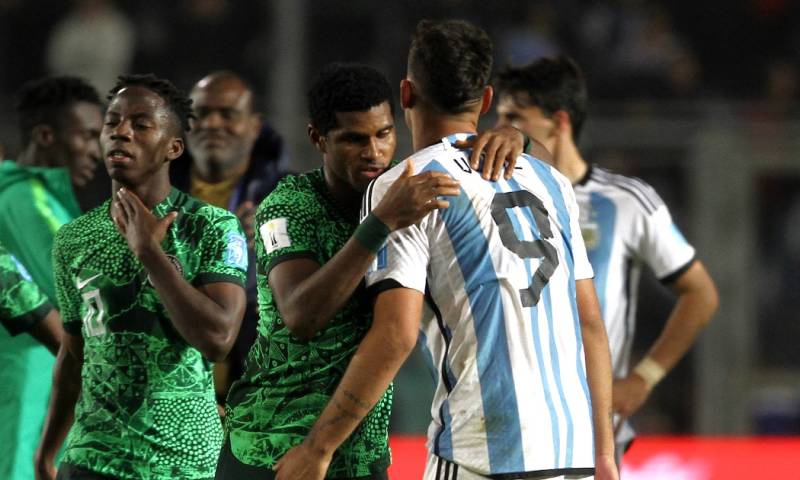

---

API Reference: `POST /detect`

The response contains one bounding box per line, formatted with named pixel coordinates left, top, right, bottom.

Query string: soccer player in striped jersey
left=274, top=20, right=618, bottom=480
left=495, top=56, right=719, bottom=462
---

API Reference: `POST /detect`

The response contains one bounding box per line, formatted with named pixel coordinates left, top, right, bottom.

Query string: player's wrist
left=632, top=356, right=666, bottom=390
left=354, top=213, right=390, bottom=253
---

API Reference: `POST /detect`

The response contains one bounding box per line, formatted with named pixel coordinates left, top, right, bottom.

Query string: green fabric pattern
left=225, top=169, right=392, bottom=478
left=53, top=187, right=247, bottom=480
left=0, top=243, right=51, bottom=334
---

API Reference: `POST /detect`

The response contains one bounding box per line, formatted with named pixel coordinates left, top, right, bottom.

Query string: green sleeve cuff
left=194, top=272, right=246, bottom=288
left=1, top=301, right=53, bottom=336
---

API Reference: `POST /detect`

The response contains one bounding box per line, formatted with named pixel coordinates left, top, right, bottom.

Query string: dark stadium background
left=1, top=0, right=798, bottom=476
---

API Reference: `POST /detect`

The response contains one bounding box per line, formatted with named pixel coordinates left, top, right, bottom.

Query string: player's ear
left=479, top=85, right=494, bottom=114
left=308, top=124, right=326, bottom=154
left=400, top=79, right=415, bottom=109
left=31, top=124, right=55, bottom=147
left=552, top=110, right=572, bottom=138
left=165, top=137, right=184, bottom=162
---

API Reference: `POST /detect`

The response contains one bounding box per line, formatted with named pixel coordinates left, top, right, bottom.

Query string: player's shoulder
left=55, top=201, right=109, bottom=245
left=583, top=165, right=665, bottom=215
left=171, top=189, right=238, bottom=228
left=258, top=169, right=322, bottom=213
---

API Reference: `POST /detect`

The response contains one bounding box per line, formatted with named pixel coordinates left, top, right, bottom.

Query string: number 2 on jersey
left=491, top=191, right=559, bottom=307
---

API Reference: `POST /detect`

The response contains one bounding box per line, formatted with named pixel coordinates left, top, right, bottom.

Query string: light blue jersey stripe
left=518, top=161, right=593, bottom=463
left=424, top=161, right=525, bottom=472
left=416, top=329, right=437, bottom=383
left=492, top=179, right=561, bottom=467
left=587, top=192, right=617, bottom=326
left=507, top=177, right=575, bottom=466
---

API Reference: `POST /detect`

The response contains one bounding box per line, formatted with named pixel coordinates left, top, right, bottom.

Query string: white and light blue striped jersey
left=362, top=134, right=596, bottom=477
left=574, top=166, right=695, bottom=379
left=573, top=165, right=695, bottom=446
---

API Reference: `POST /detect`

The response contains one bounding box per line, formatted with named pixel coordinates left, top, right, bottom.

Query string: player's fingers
left=117, top=190, right=136, bottom=220
left=469, top=133, right=491, bottom=169
left=425, top=199, right=450, bottom=212
left=434, top=186, right=461, bottom=197
left=491, top=145, right=511, bottom=181
left=401, top=157, right=415, bottom=178
left=504, top=147, right=520, bottom=180
left=479, top=139, right=502, bottom=180
left=160, top=211, right=178, bottom=229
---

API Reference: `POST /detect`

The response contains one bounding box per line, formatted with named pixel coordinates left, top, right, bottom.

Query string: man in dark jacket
left=171, top=70, right=290, bottom=404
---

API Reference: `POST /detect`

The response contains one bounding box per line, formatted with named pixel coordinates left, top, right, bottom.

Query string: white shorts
left=423, top=453, right=594, bottom=480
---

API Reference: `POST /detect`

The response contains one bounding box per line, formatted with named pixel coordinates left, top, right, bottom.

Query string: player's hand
left=594, top=453, right=620, bottom=480
left=33, top=451, right=57, bottom=480
left=453, top=125, right=525, bottom=181
left=372, top=158, right=460, bottom=231
left=113, top=188, right=177, bottom=260
left=235, top=200, right=256, bottom=249
left=612, top=374, right=651, bottom=419
left=274, top=441, right=332, bottom=480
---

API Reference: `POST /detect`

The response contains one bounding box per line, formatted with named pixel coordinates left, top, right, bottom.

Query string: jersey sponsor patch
left=224, top=232, right=248, bottom=270
left=260, top=217, right=291, bottom=254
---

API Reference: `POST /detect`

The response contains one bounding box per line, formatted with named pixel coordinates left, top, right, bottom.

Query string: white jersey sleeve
left=361, top=163, right=430, bottom=293
left=634, top=189, right=695, bottom=281
left=561, top=174, right=594, bottom=281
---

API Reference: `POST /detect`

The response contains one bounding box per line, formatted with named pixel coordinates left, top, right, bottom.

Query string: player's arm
left=26, top=309, right=62, bottom=355
left=576, top=278, right=619, bottom=480
left=114, top=188, right=246, bottom=361
left=274, top=287, right=422, bottom=479
left=614, top=260, right=718, bottom=418
left=35, top=331, right=83, bottom=480
left=271, top=160, right=456, bottom=341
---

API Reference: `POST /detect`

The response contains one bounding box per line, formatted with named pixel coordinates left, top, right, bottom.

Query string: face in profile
left=52, top=101, right=103, bottom=187
left=101, top=86, right=184, bottom=186
left=316, top=101, right=396, bottom=195
left=188, top=78, right=261, bottom=175
left=496, top=93, right=555, bottom=150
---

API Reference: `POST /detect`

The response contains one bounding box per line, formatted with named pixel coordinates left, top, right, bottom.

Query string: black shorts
left=56, top=463, right=119, bottom=480
left=215, top=438, right=389, bottom=480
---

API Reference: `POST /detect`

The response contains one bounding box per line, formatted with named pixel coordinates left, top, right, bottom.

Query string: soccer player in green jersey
left=36, top=74, right=248, bottom=480
left=0, top=242, right=62, bottom=480
left=218, top=63, right=526, bottom=479
left=0, top=243, right=61, bottom=352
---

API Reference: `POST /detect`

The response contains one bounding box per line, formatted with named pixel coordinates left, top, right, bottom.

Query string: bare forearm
left=37, top=344, right=81, bottom=459
left=306, top=327, right=413, bottom=455
left=140, top=248, right=238, bottom=360
left=645, top=288, right=717, bottom=372
left=583, top=318, right=615, bottom=457
left=278, top=237, right=376, bottom=340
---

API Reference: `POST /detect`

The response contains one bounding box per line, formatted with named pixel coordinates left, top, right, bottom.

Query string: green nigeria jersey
left=225, top=169, right=392, bottom=477
left=53, top=188, right=248, bottom=480
left=0, top=243, right=52, bottom=334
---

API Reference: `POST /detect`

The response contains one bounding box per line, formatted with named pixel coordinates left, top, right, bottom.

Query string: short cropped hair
left=15, top=76, right=102, bottom=145
left=496, top=56, right=588, bottom=141
left=407, top=19, right=493, bottom=114
left=307, top=63, right=394, bottom=135
left=109, top=74, right=195, bottom=135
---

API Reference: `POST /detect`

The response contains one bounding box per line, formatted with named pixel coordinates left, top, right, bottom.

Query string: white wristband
left=633, top=357, right=666, bottom=390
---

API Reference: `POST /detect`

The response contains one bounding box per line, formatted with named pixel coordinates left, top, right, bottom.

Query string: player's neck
left=111, top=175, right=172, bottom=210
left=410, top=110, right=479, bottom=151
left=553, top=139, right=588, bottom=184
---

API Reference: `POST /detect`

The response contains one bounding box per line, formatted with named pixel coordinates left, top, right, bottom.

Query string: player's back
left=365, top=134, right=595, bottom=476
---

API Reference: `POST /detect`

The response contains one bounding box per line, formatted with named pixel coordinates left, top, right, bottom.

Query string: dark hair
left=109, top=74, right=195, bottom=135
left=407, top=19, right=493, bottom=114
left=496, top=56, right=588, bottom=141
left=15, top=76, right=102, bottom=145
left=307, top=63, right=394, bottom=135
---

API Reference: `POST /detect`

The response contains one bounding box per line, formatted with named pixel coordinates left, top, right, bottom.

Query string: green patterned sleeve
left=254, top=187, right=320, bottom=276
left=0, top=245, right=53, bottom=335
left=194, top=210, right=249, bottom=287
left=52, top=229, right=82, bottom=335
